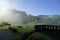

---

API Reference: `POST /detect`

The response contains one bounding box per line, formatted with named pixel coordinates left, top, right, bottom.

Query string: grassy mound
left=26, top=32, right=53, bottom=40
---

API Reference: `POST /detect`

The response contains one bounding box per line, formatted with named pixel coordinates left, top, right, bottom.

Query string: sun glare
left=0, top=0, right=11, bottom=16
left=0, top=0, right=10, bottom=10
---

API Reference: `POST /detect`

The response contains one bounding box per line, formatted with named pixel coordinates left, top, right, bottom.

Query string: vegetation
left=0, top=15, right=60, bottom=40
left=29, top=15, right=60, bottom=25
left=0, top=22, right=52, bottom=40
left=26, top=32, right=52, bottom=40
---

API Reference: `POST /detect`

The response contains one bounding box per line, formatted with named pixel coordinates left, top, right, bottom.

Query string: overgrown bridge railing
left=35, top=25, right=60, bottom=40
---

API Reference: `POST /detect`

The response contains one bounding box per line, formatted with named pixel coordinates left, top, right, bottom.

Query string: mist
left=0, top=9, right=29, bottom=26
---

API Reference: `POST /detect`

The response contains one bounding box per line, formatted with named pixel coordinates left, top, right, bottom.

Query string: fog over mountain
left=0, top=9, right=29, bottom=26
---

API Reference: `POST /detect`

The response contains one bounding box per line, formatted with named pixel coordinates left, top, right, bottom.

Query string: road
left=0, top=27, right=16, bottom=40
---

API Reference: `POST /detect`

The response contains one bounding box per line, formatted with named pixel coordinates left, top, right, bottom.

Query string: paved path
left=0, top=27, right=16, bottom=40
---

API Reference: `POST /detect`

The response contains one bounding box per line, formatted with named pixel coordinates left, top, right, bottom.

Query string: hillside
left=29, top=15, right=60, bottom=25
left=0, top=9, right=60, bottom=26
left=0, top=9, right=30, bottom=26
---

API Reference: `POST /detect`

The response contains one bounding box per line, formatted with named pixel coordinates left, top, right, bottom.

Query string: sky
left=0, top=0, right=60, bottom=16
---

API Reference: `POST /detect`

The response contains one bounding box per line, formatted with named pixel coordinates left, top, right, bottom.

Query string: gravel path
left=0, top=27, right=16, bottom=40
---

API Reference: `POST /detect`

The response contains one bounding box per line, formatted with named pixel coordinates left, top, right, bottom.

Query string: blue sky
left=20, top=0, right=60, bottom=15
left=0, top=0, right=60, bottom=16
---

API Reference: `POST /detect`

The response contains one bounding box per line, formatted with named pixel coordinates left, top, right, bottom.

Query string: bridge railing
left=35, top=25, right=60, bottom=32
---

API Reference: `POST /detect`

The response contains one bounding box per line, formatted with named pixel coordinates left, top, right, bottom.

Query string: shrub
left=1, top=22, right=11, bottom=26
left=9, top=27, right=17, bottom=33
left=16, top=26, right=22, bottom=28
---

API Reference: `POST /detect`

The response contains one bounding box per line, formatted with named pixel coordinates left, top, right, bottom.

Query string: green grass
left=11, top=26, right=34, bottom=40
left=26, top=32, right=52, bottom=40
